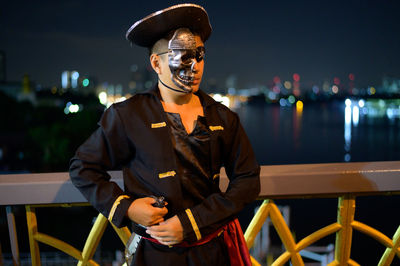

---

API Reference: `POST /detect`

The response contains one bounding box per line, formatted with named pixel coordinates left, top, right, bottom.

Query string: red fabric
left=143, top=218, right=251, bottom=266
left=223, top=218, right=252, bottom=266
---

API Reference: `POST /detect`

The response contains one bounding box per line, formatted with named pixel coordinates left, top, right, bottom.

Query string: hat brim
left=126, top=3, right=212, bottom=47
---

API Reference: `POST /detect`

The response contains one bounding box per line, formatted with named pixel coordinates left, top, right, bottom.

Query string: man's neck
left=158, top=81, right=194, bottom=105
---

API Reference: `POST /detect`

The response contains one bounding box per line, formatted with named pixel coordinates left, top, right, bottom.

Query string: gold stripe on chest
left=209, top=125, right=224, bottom=131
left=158, top=171, right=176, bottom=179
left=151, top=122, right=167, bottom=128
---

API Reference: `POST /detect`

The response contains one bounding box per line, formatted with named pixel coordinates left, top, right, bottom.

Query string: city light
left=345, top=105, right=352, bottom=124
left=296, top=100, right=304, bottom=112
left=221, top=96, right=230, bottom=107
left=333, top=77, right=340, bottom=85
left=273, top=76, right=281, bottom=84
left=279, top=98, right=287, bottom=107
left=213, top=93, right=223, bottom=102
left=71, top=71, right=79, bottom=80
left=212, top=93, right=230, bottom=107
left=64, top=102, right=80, bottom=115
left=71, top=71, right=79, bottom=89
left=293, top=73, right=300, bottom=82
left=369, top=87, right=376, bottom=95
left=115, top=96, right=127, bottom=103
left=267, top=91, right=277, bottom=101
left=98, top=91, right=108, bottom=105
left=352, top=106, right=359, bottom=126
left=61, top=71, right=69, bottom=88
left=284, top=81, right=292, bottom=89
left=288, top=95, right=296, bottom=104
left=83, top=79, right=90, bottom=87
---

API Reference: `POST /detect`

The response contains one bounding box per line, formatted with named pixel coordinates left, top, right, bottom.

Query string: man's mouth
left=177, top=70, right=195, bottom=85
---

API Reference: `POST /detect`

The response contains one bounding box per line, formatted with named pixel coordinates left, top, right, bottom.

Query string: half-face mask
left=158, top=28, right=205, bottom=93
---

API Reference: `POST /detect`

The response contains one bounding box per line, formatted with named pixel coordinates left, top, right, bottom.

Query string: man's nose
left=190, top=59, right=198, bottom=73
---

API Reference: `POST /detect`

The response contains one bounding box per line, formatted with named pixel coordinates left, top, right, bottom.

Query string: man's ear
left=150, top=54, right=162, bottom=74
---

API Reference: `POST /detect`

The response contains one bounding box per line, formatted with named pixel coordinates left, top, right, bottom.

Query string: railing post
left=268, top=201, right=303, bottom=265
left=334, top=195, right=356, bottom=265
left=244, top=199, right=271, bottom=249
left=26, top=205, right=41, bottom=266
left=78, top=213, right=108, bottom=266
left=378, top=225, right=400, bottom=266
left=6, top=206, right=20, bottom=266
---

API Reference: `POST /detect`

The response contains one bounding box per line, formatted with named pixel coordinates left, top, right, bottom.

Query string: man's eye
left=180, top=51, right=196, bottom=63
left=196, top=47, right=205, bottom=62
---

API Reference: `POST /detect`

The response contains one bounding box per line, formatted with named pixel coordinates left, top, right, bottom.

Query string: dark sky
left=1, top=0, right=400, bottom=89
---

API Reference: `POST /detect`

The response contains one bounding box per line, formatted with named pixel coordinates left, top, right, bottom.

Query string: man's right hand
left=127, top=197, right=168, bottom=226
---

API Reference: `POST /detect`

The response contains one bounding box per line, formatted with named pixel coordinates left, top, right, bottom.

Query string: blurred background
left=0, top=0, right=399, bottom=265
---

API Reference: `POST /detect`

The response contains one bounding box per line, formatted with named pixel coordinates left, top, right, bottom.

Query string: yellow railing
left=25, top=204, right=131, bottom=266
left=244, top=197, right=400, bottom=266
left=1, top=161, right=400, bottom=265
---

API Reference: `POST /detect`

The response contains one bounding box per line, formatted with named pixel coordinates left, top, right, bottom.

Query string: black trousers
left=131, top=234, right=231, bottom=266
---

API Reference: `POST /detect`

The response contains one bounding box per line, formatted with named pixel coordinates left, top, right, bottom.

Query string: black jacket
left=69, top=87, right=260, bottom=243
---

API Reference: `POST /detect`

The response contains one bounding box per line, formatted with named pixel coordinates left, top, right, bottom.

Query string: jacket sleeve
left=69, top=104, right=134, bottom=228
left=177, top=112, right=260, bottom=242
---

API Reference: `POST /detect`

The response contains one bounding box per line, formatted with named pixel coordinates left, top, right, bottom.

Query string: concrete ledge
left=1, top=161, right=399, bottom=205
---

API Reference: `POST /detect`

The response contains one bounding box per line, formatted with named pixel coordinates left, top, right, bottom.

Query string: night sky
left=1, top=0, right=400, bottom=90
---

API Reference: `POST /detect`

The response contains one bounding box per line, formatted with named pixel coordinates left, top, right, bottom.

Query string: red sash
left=143, top=218, right=251, bottom=266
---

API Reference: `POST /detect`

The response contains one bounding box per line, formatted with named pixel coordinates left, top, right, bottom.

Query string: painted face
left=167, top=28, right=205, bottom=93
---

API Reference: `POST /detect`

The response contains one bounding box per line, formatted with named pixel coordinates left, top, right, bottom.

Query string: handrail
left=1, top=161, right=399, bottom=205
left=1, top=160, right=400, bottom=265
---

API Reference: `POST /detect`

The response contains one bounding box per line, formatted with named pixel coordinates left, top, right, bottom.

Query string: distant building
left=0, top=72, right=36, bottom=105
left=61, top=70, right=96, bottom=94
left=382, top=76, right=400, bottom=94
left=17, top=74, right=36, bottom=104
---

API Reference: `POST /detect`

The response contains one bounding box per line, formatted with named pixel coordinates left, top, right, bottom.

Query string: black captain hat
left=126, top=3, right=212, bottom=47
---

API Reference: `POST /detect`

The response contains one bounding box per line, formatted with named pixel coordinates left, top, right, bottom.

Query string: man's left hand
left=146, top=215, right=183, bottom=245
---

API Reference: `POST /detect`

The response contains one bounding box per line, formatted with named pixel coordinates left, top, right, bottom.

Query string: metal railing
left=1, top=161, right=399, bottom=265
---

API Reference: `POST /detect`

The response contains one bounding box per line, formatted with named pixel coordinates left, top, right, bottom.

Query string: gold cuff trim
left=212, top=173, right=220, bottom=180
left=151, top=122, right=166, bottom=128
left=108, top=195, right=130, bottom=222
left=209, top=125, right=224, bottom=131
left=158, top=171, right=176, bottom=179
left=185, top=209, right=201, bottom=240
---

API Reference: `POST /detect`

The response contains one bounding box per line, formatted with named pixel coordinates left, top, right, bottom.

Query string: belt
left=142, top=219, right=251, bottom=266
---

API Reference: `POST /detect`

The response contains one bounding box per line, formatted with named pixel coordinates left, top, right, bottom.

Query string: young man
left=70, top=4, right=260, bottom=265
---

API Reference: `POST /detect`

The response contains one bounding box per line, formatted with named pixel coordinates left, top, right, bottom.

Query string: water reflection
left=343, top=97, right=400, bottom=162
left=236, top=98, right=400, bottom=165
left=344, top=102, right=352, bottom=162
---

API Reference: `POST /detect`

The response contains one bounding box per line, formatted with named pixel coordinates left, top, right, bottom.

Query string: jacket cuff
left=177, top=208, right=202, bottom=243
left=109, top=195, right=133, bottom=228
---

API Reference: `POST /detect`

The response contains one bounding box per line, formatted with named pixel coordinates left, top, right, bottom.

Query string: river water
left=237, top=99, right=400, bottom=165
left=235, top=99, right=400, bottom=265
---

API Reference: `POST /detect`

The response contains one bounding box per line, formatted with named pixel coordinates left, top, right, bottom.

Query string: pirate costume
left=70, top=4, right=260, bottom=266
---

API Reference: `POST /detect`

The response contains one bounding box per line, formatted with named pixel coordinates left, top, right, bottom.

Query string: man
left=70, top=3, right=260, bottom=265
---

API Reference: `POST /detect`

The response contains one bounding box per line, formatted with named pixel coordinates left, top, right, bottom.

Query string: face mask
left=158, top=28, right=205, bottom=93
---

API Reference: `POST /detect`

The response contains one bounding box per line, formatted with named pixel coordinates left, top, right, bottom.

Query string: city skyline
left=1, top=1, right=400, bottom=89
